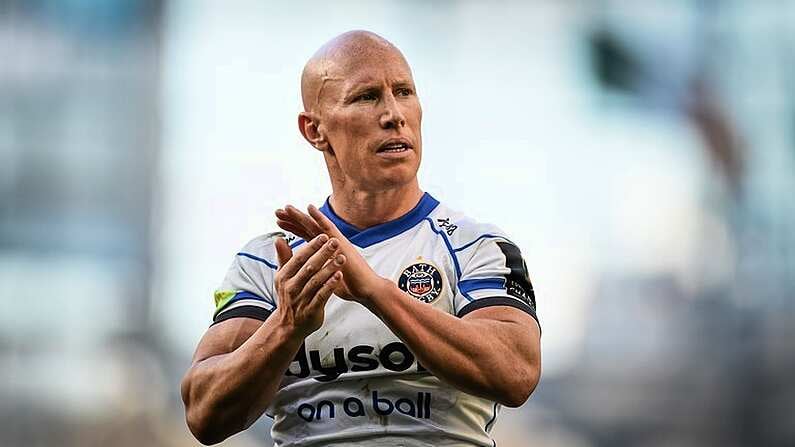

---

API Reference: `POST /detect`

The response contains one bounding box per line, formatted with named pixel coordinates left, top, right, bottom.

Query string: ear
left=298, top=112, right=329, bottom=151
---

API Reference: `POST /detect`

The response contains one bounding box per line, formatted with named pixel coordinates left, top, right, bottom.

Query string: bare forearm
left=365, top=279, right=539, bottom=406
left=182, top=312, right=304, bottom=444
left=271, top=207, right=539, bottom=405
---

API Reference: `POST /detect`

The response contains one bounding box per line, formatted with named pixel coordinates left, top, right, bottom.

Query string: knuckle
left=305, top=278, right=320, bottom=292
left=283, top=279, right=297, bottom=294
left=318, top=285, right=333, bottom=298
left=322, top=275, right=336, bottom=289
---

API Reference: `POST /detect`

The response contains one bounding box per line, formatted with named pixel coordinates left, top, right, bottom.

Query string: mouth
left=376, top=138, right=413, bottom=154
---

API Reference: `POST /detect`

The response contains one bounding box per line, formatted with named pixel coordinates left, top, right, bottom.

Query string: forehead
left=328, top=49, right=414, bottom=92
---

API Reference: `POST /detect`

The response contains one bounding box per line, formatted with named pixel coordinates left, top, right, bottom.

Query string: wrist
left=360, top=277, right=397, bottom=312
left=272, top=309, right=313, bottom=341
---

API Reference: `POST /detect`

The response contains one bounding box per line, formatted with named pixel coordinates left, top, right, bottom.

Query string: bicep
left=462, top=306, right=541, bottom=405
left=191, top=317, right=264, bottom=364
left=462, top=306, right=540, bottom=361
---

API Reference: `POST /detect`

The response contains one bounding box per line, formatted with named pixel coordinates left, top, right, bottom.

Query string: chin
left=368, top=165, right=419, bottom=190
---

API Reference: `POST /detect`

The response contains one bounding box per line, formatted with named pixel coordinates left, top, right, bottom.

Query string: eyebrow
left=392, top=81, right=414, bottom=90
left=346, top=84, right=379, bottom=96
left=344, top=80, right=414, bottom=99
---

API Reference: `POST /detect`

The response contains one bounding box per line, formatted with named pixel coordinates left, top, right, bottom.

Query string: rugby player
left=181, top=30, right=541, bottom=446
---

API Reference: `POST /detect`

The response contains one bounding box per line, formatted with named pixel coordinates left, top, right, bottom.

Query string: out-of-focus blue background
left=2, top=1, right=794, bottom=446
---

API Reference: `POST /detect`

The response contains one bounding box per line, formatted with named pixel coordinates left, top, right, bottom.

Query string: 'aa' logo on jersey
left=398, top=262, right=443, bottom=303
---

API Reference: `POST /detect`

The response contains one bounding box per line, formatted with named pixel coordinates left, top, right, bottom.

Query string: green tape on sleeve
left=213, top=290, right=237, bottom=315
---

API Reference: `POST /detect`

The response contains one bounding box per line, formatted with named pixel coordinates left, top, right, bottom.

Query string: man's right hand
left=182, top=233, right=346, bottom=444
left=273, top=233, right=346, bottom=337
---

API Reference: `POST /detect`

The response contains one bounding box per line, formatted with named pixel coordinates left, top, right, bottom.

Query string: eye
left=354, top=91, right=378, bottom=102
left=395, top=87, right=413, bottom=97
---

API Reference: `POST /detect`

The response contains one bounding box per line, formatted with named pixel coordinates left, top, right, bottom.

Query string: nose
left=379, top=92, right=406, bottom=129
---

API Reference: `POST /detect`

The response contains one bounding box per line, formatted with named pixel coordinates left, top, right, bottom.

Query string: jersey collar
left=319, top=192, right=440, bottom=248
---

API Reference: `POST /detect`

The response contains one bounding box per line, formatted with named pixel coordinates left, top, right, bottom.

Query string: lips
left=377, top=138, right=413, bottom=153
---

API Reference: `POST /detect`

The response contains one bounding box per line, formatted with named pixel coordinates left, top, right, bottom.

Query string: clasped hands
left=272, top=204, right=387, bottom=335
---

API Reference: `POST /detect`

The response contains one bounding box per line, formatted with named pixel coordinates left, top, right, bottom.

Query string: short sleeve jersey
left=212, top=193, right=539, bottom=447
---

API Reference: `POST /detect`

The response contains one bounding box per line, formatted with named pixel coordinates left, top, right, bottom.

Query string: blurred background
left=2, top=0, right=794, bottom=446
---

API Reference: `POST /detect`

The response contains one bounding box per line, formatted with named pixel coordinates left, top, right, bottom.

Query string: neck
left=328, top=180, right=424, bottom=229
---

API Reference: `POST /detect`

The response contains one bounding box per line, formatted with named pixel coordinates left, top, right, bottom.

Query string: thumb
left=274, top=237, right=293, bottom=268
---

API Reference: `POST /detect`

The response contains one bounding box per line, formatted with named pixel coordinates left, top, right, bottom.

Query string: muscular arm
left=181, top=235, right=346, bottom=445
left=365, top=279, right=541, bottom=407
left=181, top=314, right=304, bottom=445
left=277, top=205, right=541, bottom=408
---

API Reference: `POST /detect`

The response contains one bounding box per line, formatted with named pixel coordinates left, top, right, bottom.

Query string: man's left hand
left=275, top=205, right=385, bottom=303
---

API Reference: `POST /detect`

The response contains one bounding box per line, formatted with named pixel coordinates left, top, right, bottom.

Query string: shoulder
left=234, top=231, right=299, bottom=270
left=426, top=201, right=514, bottom=252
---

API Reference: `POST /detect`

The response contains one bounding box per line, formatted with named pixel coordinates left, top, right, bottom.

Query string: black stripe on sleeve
left=496, top=241, right=537, bottom=312
left=457, top=296, right=540, bottom=331
left=211, top=305, right=272, bottom=326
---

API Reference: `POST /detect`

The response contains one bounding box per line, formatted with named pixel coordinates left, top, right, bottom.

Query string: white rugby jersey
left=212, top=193, right=539, bottom=447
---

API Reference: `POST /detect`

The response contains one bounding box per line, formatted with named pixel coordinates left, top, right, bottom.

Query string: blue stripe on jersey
left=232, top=290, right=277, bottom=308
left=289, top=239, right=306, bottom=249
left=454, top=234, right=518, bottom=253
left=454, top=234, right=502, bottom=252
left=319, top=202, right=361, bottom=241
left=458, top=278, right=506, bottom=294
left=422, top=217, right=462, bottom=280
left=320, top=192, right=441, bottom=249
left=237, top=252, right=278, bottom=270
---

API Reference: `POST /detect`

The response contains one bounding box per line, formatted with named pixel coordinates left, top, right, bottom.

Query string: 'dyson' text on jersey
left=286, top=341, right=428, bottom=382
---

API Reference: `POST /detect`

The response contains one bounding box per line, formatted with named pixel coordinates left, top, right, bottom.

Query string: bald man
left=181, top=31, right=541, bottom=446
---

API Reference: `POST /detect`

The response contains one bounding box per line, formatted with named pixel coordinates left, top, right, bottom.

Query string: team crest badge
left=398, top=261, right=443, bottom=303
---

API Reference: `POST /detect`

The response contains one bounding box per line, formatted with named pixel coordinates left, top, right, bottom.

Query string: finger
left=300, top=253, right=346, bottom=299
left=276, top=208, right=310, bottom=235
left=286, top=205, right=324, bottom=238
left=282, top=205, right=307, bottom=226
left=276, top=209, right=303, bottom=226
left=276, top=219, right=309, bottom=239
left=277, top=206, right=302, bottom=226
left=274, top=237, right=293, bottom=268
left=279, top=233, right=328, bottom=277
left=311, top=271, right=343, bottom=310
left=291, top=237, right=340, bottom=287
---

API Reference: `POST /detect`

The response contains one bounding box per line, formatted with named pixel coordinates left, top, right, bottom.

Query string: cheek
left=329, top=114, right=373, bottom=147
left=405, top=101, right=422, bottom=128
left=409, top=103, right=422, bottom=139
left=324, top=115, right=371, bottom=166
